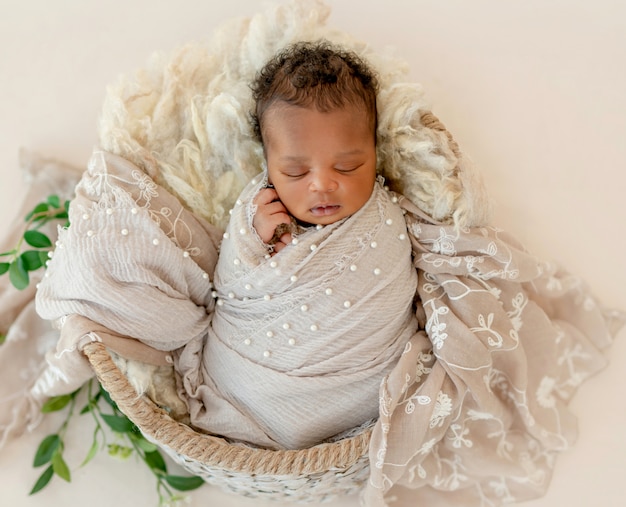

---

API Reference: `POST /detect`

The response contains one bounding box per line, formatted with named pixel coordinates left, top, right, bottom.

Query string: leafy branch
left=0, top=195, right=69, bottom=290
left=31, top=381, right=204, bottom=504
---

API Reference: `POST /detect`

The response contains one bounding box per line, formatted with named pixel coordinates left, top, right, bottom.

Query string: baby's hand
left=253, top=188, right=293, bottom=248
left=271, top=226, right=293, bottom=255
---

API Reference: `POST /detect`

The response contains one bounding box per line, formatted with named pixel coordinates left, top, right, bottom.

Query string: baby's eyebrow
left=336, top=149, right=365, bottom=157
left=280, top=155, right=309, bottom=162
left=280, top=149, right=365, bottom=162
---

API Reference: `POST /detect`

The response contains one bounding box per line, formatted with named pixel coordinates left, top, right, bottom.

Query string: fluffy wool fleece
left=98, top=0, right=491, bottom=230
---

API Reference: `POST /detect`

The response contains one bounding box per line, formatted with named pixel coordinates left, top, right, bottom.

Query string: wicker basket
left=83, top=341, right=372, bottom=502
left=80, top=110, right=467, bottom=502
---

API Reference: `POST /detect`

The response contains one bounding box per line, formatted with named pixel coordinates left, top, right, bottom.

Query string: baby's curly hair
left=250, top=40, right=379, bottom=144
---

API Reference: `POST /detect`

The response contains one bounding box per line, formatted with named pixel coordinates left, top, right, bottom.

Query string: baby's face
left=263, top=103, right=376, bottom=226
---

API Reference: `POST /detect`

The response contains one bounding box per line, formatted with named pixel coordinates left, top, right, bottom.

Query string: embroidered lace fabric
left=363, top=196, right=622, bottom=505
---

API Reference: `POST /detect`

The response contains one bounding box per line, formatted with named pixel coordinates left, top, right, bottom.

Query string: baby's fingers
left=263, top=200, right=289, bottom=217
left=278, top=232, right=293, bottom=245
left=254, top=211, right=291, bottom=244
left=254, top=187, right=280, bottom=206
left=272, top=233, right=293, bottom=255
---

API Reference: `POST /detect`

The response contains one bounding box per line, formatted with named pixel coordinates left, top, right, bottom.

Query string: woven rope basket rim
left=419, top=112, right=461, bottom=158
left=83, top=341, right=372, bottom=476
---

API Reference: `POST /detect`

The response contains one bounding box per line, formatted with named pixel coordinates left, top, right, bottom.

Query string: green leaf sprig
left=30, top=388, right=78, bottom=494
left=31, top=380, right=204, bottom=504
left=0, top=195, right=69, bottom=290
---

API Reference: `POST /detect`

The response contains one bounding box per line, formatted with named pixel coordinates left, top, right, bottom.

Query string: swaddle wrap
left=188, top=176, right=418, bottom=449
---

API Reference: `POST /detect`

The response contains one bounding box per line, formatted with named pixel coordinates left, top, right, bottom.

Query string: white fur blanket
left=97, top=0, right=492, bottom=233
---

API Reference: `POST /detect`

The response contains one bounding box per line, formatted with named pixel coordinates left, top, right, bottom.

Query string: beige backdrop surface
left=1, top=1, right=624, bottom=506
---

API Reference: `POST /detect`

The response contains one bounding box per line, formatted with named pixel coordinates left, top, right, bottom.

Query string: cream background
left=0, top=1, right=624, bottom=506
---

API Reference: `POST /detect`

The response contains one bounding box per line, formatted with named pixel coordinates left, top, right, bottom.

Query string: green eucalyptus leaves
left=0, top=194, right=69, bottom=290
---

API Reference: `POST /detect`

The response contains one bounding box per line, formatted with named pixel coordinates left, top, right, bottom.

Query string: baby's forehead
left=262, top=102, right=373, bottom=134
left=263, top=104, right=373, bottom=142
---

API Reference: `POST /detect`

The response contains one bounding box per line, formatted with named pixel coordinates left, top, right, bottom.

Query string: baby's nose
left=310, top=171, right=338, bottom=192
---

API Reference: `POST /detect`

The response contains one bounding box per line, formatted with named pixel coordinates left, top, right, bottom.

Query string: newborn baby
left=185, top=41, right=419, bottom=449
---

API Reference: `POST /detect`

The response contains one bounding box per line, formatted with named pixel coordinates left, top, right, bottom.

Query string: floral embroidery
left=415, top=351, right=433, bottom=382
left=536, top=376, right=557, bottom=408
left=471, top=313, right=504, bottom=348
left=449, top=423, right=473, bottom=449
left=422, top=227, right=459, bottom=255
left=131, top=169, right=159, bottom=204
left=430, top=391, right=453, bottom=428
left=421, top=272, right=442, bottom=295
left=79, top=154, right=205, bottom=259
left=425, top=302, right=450, bottom=350
left=433, top=454, right=468, bottom=490
left=558, top=344, right=593, bottom=389
left=421, top=252, right=463, bottom=269
left=489, top=477, right=515, bottom=503
left=407, top=463, right=427, bottom=481
left=405, top=394, right=431, bottom=415
left=506, top=292, right=527, bottom=335
left=479, top=241, right=498, bottom=257
left=408, top=221, right=422, bottom=237
left=417, top=438, right=438, bottom=456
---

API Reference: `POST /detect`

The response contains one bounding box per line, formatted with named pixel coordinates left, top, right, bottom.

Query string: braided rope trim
left=420, top=111, right=461, bottom=158
left=83, top=341, right=372, bottom=477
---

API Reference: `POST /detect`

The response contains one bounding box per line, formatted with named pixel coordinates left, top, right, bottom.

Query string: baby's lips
left=310, top=204, right=341, bottom=216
